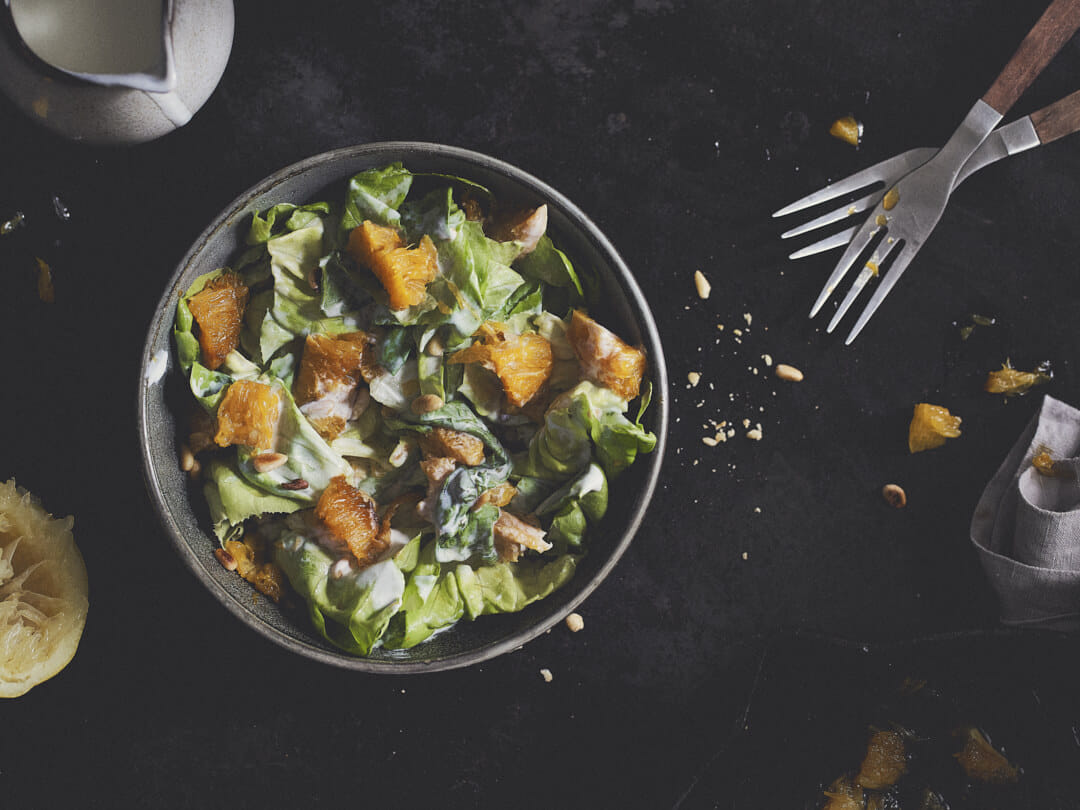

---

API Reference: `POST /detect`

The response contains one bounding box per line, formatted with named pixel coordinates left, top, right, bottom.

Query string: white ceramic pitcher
left=0, top=0, right=234, bottom=144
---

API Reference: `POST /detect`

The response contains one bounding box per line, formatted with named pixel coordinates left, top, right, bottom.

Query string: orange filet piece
left=187, top=271, right=250, bottom=370
left=214, top=380, right=281, bottom=450
left=315, top=475, right=387, bottom=568
left=448, top=322, right=553, bottom=408
left=347, top=221, right=438, bottom=311
left=566, top=310, right=646, bottom=401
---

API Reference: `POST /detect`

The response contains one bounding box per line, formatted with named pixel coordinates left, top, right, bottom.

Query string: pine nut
left=565, top=613, right=584, bottom=632
left=252, top=452, right=288, bottom=473
left=775, top=363, right=804, bottom=382
left=694, top=270, right=711, bottom=299
left=179, top=444, right=195, bottom=472
left=411, top=394, right=445, bottom=415
left=882, top=483, right=907, bottom=508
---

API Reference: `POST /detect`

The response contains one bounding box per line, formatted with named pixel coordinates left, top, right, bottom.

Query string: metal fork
left=785, top=0, right=1080, bottom=345
left=775, top=88, right=1080, bottom=259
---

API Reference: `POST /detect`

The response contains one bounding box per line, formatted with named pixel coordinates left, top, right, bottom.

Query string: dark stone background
left=3, top=0, right=1080, bottom=807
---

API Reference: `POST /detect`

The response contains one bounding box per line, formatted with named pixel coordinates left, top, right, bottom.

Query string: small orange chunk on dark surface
left=857, top=729, right=907, bottom=789
left=908, top=403, right=962, bottom=453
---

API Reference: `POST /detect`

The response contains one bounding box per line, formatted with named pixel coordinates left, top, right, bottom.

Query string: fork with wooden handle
left=789, top=0, right=1080, bottom=345
left=774, top=88, right=1080, bottom=261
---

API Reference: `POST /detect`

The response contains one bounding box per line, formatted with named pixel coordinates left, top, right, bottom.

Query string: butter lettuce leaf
left=273, top=533, right=406, bottom=655
left=202, top=458, right=303, bottom=544
left=518, top=380, right=656, bottom=481
left=339, top=163, right=413, bottom=236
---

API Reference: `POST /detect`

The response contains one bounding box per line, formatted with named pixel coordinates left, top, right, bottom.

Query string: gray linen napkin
left=971, top=395, right=1080, bottom=629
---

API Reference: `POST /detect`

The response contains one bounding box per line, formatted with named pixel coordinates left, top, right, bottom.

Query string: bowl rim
left=137, top=141, right=669, bottom=673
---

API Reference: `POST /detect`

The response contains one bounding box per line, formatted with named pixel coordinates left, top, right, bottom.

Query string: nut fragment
left=539, top=668, right=553, bottom=683
left=775, top=363, right=804, bottom=382
left=882, top=483, right=907, bottom=508
left=565, top=612, right=584, bottom=633
left=252, top=452, right=288, bottom=473
left=280, top=478, right=309, bottom=491
left=694, top=270, right=711, bottom=299
left=214, top=547, right=238, bottom=571
left=411, top=394, right=445, bottom=415
left=687, top=371, right=701, bottom=387
left=424, top=334, right=444, bottom=357
left=179, top=444, right=195, bottom=472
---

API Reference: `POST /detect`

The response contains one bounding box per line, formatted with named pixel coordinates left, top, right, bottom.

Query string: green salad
left=173, top=162, right=656, bottom=654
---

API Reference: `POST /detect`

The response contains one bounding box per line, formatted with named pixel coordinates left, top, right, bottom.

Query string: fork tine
left=808, top=222, right=881, bottom=318
left=771, top=147, right=936, bottom=218
left=843, top=242, right=917, bottom=345
left=780, top=190, right=882, bottom=239
left=825, top=238, right=903, bottom=333
left=788, top=227, right=857, bottom=259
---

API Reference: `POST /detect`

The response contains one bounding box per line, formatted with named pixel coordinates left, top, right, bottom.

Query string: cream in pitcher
left=0, top=0, right=234, bottom=143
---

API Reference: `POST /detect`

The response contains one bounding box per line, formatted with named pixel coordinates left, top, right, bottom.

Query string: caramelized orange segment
left=418, top=427, right=485, bottom=466
left=953, top=727, right=1019, bottom=784
left=347, top=221, right=438, bottom=310
left=187, top=271, right=249, bottom=370
left=448, top=322, right=553, bottom=407
left=315, top=475, right=386, bottom=567
left=214, top=380, right=280, bottom=450
left=294, top=331, right=369, bottom=405
left=566, top=310, right=646, bottom=401
left=856, top=729, right=907, bottom=789
left=223, top=535, right=287, bottom=603
left=908, top=403, right=962, bottom=453
left=822, top=775, right=863, bottom=810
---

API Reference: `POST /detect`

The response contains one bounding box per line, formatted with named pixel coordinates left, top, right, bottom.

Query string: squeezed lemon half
left=0, top=479, right=88, bottom=697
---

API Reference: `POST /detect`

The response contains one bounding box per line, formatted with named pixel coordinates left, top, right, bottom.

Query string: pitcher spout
left=6, top=0, right=176, bottom=93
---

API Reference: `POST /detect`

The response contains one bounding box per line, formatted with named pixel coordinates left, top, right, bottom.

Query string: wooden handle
left=1030, top=88, right=1080, bottom=142
left=982, top=0, right=1080, bottom=114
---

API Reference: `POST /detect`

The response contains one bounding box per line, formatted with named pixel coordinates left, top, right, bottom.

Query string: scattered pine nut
left=411, top=394, right=445, bottom=414
left=179, top=444, right=195, bottom=472
left=540, top=668, right=553, bottom=683
left=775, top=363, right=804, bottom=382
left=565, top=613, right=584, bottom=632
left=882, top=483, right=907, bottom=508
left=687, top=372, right=701, bottom=387
left=694, top=270, right=711, bottom=299
left=252, top=452, right=288, bottom=473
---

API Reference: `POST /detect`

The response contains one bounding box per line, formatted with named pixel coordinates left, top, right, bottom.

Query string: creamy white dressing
left=11, top=0, right=166, bottom=77
left=576, top=464, right=605, bottom=497
left=412, top=574, right=438, bottom=603
left=144, top=349, right=168, bottom=384
left=356, top=560, right=404, bottom=611
left=299, top=384, right=355, bottom=424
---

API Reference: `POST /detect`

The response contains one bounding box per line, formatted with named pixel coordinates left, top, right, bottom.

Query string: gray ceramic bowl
left=138, top=142, right=668, bottom=673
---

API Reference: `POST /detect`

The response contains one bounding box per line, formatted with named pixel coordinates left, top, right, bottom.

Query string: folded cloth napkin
left=971, top=395, right=1080, bottom=629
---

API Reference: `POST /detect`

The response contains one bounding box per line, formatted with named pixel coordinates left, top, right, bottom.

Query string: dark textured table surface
left=4, top=1, right=1080, bottom=807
